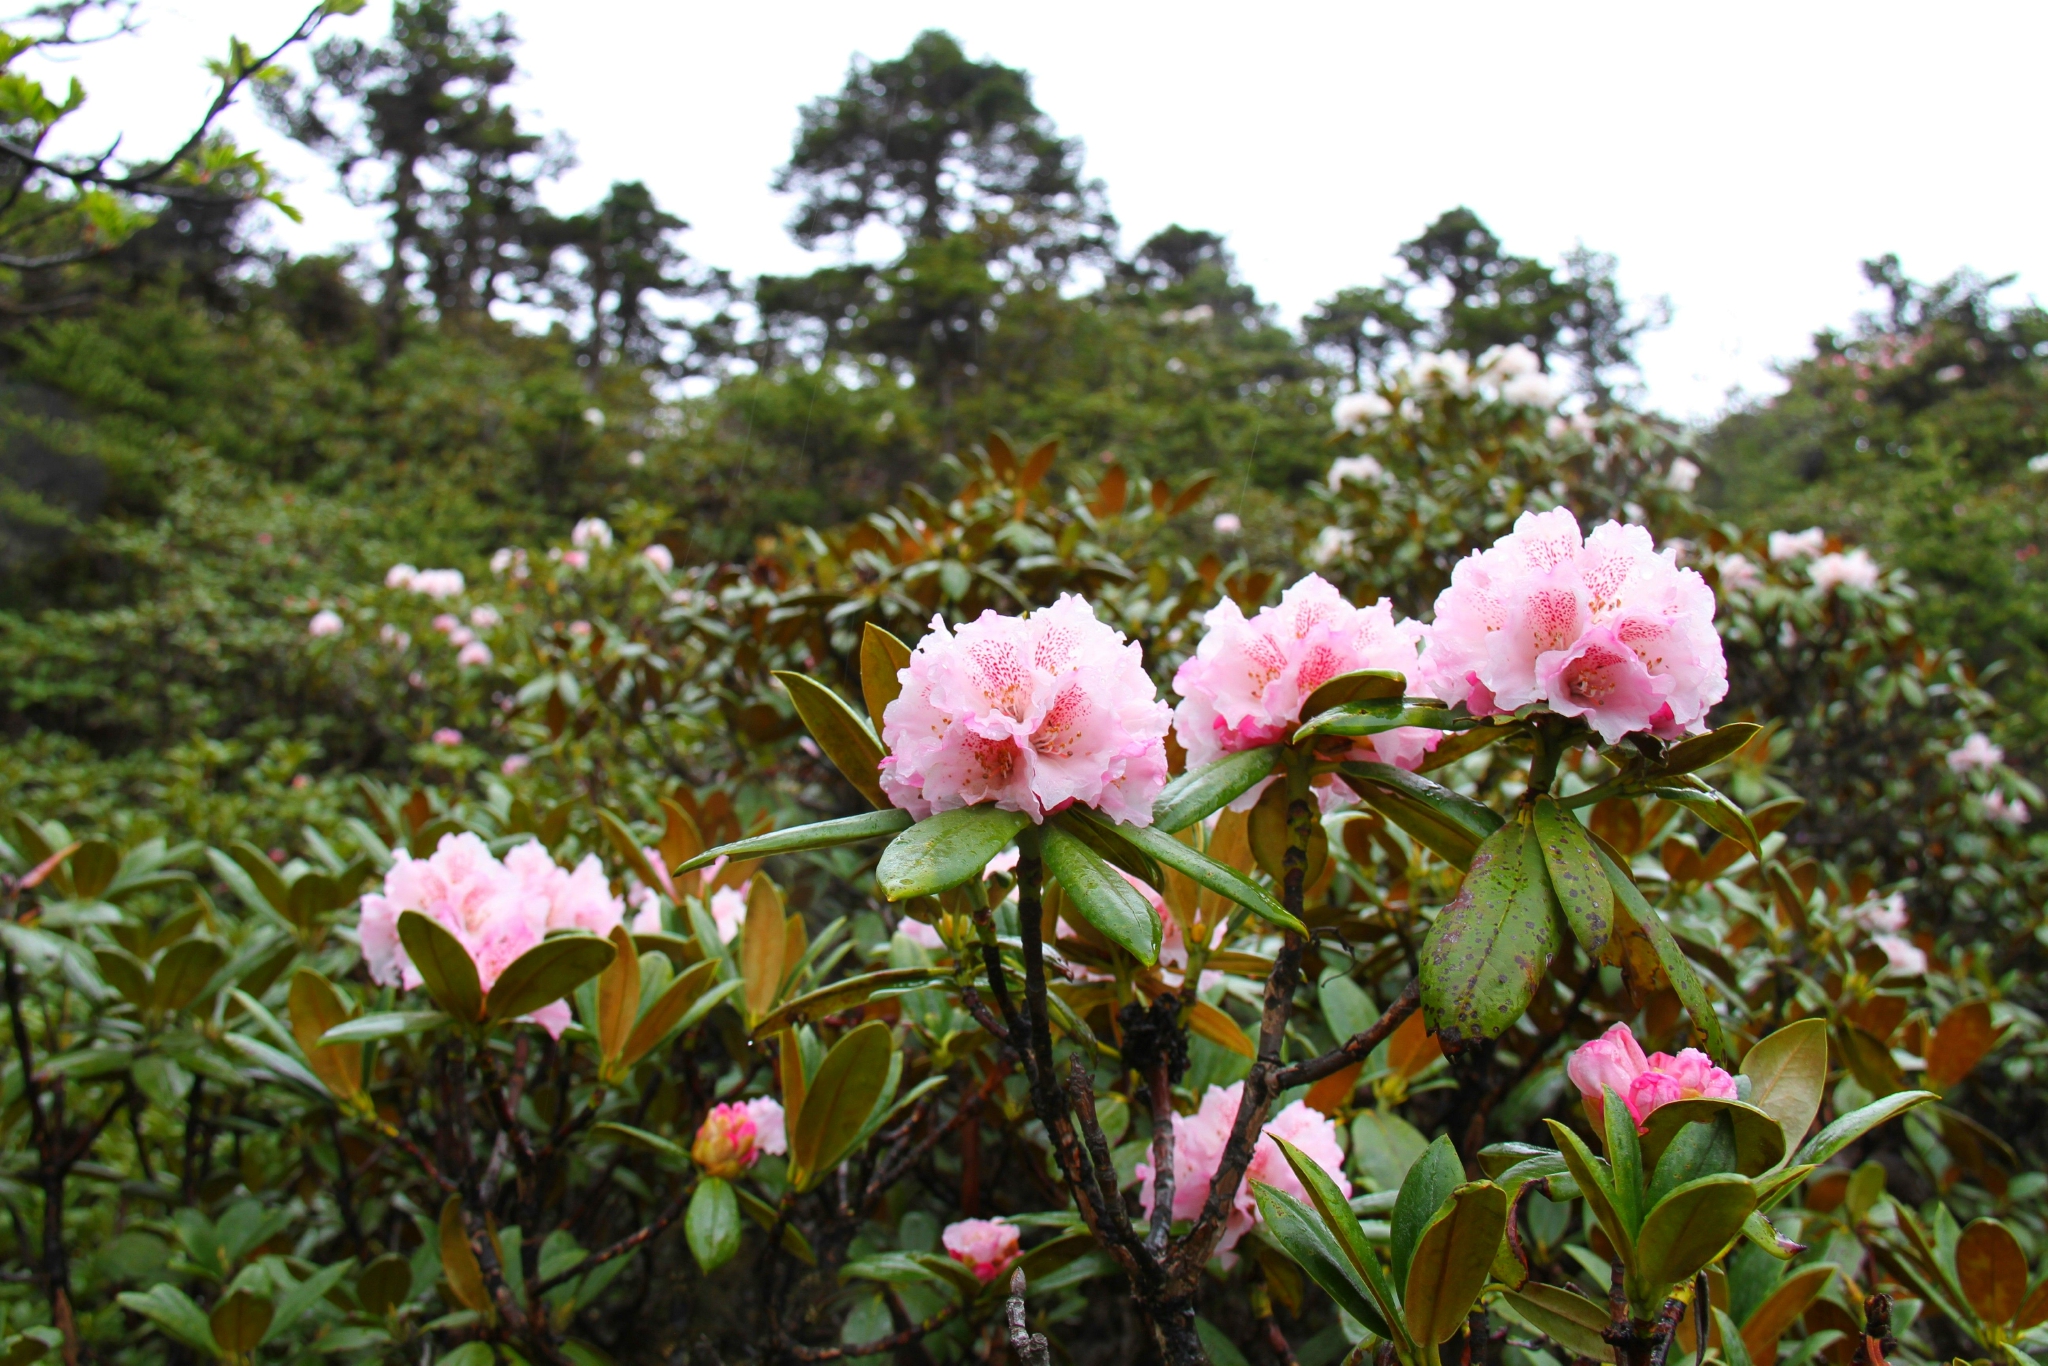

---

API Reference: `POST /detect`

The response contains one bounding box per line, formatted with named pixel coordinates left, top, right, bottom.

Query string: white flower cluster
left=385, top=565, right=466, bottom=599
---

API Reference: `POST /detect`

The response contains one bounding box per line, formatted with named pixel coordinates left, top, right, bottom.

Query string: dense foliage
left=1, top=8, right=2044, bottom=1366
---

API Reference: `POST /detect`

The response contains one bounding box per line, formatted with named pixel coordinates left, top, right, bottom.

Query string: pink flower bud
left=1567, top=1023, right=1736, bottom=1129
left=692, top=1102, right=761, bottom=1179
left=941, top=1218, right=1021, bottom=1282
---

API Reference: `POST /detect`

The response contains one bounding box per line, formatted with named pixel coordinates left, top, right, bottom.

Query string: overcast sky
left=23, top=0, right=2047, bottom=419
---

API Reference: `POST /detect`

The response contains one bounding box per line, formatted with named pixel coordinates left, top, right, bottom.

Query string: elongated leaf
left=1740, top=1019, right=1829, bottom=1154
left=622, top=960, right=722, bottom=1066
left=1300, top=669, right=1407, bottom=717
left=439, top=1197, right=492, bottom=1316
left=596, top=927, right=641, bottom=1063
left=264, top=1260, right=354, bottom=1346
left=1634, top=1175, right=1755, bottom=1306
left=1041, top=825, right=1160, bottom=965
left=789, top=1020, right=893, bottom=1189
left=1054, top=810, right=1161, bottom=888
left=877, top=806, right=1030, bottom=900
left=1391, top=1135, right=1465, bottom=1286
left=1638, top=1098, right=1786, bottom=1178
left=1295, top=706, right=1465, bottom=742
left=860, top=623, right=912, bottom=733
left=734, top=1184, right=818, bottom=1265
left=594, top=809, right=665, bottom=893
left=117, top=1285, right=217, bottom=1354
left=1341, top=761, right=1504, bottom=869
left=290, top=969, right=363, bottom=1102
left=1069, top=810, right=1301, bottom=933
left=1272, top=1137, right=1411, bottom=1351
left=1419, top=820, right=1560, bottom=1052
left=1403, top=1181, right=1508, bottom=1346
left=1503, top=1285, right=1614, bottom=1362
left=741, top=879, right=787, bottom=1024
left=1956, top=1218, right=2027, bottom=1325
left=1186, top=1001, right=1254, bottom=1057
left=687, top=1177, right=743, bottom=1273
left=210, top=1288, right=274, bottom=1355
left=751, top=968, right=948, bottom=1035
left=484, top=934, right=616, bottom=1024
left=153, top=938, right=226, bottom=1013
left=1793, top=1090, right=1936, bottom=1166
left=675, top=808, right=913, bottom=874
left=1656, top=723, right=1762, bottom=777
left=775, top=671, right=888, bottom=808
left=1545, top=1119, right=1633, bottom=1274
left=1152, top=746, right=1282, bottom=833
left=1740, top=1264, right=1835, bottom=1364
left=319, top=1010, right=449, bottom=1044
left=591, top=1122, right=687, bottom=1161
left=1533, top=798, right=1613, bottom=955
left=398, top=911, right=483, bottom=1022
left=1589, top=841, right=1727, bottom=1063
left=1250, top=1183, right=1391, bottom=1339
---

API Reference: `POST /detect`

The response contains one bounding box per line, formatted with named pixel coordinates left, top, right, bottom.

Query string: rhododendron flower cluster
left=878, top=595, right=1171, bottom=825
left=642, top=544, right=674, bottom=572
left=941, top=1218, right=1021, bottom=1282
left=1810, top=549, right=1879, bottom=593
left=1768, top=528, right=1826, bottom=562
left=690, top=1098, right=786, bottom=1179
left=1948, top=732, right=2003, bottom=773
left=1331, top=390, right=1393, bottom=432
left=571, top=517, right=614, bottom=550
left=359, top=833, right=624, bottom=1037
left=1136, top=1083, right=1349, bottom=1252
left=1327, top=454, right=1386, bottom=489
left=1174, top=574, right=1436, bottom=809
left=1424, top=508, right=1727, bottom=745
left=1986, top=791, right=2031, bottom=826
left=489, top=547, right=529, bottom=581
left=307, top=609, right=343, bottom=637
left=1566, top=1024, right=1737, bottom=1128
left=385, top=565, right=466, bottom=599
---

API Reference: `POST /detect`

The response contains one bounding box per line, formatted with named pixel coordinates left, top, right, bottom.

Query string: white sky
left=20, top=0, right=2047, bottom=420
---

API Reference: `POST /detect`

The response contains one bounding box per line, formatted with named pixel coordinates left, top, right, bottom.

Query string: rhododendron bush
left=3, top=423, right=2041, bottom=1366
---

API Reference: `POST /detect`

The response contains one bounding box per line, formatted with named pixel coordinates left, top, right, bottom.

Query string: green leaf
left=484, top=934, right=616, bottom=1024
left=789, top=1020, right=894, bottom=1189
left=1390, top=1135, right=1464, bottom=1287
left=1251, top=1183, right=1392, bottom=1339
left=775, top=671, right=890, bottom=808
left=674, top=808, right=913, bottom=875
left=1545, top=1119, right=1634, bottom=1274
left=1603, top=1086, right=1647, bottom=1239
left=1041, top=825, right=1161, bottom=965
left=1300, top=669, right=1408, bottom=717
left=1295, top=706, right=1466, bottom=742
left=1152, top=746, right=1282, bottom=833
left=860, top=623, right=911, bottom=733
left=1502, top=1285, right=1614, bottom=1362
left=263, top=1260, right=353, bottom=1345
left=1646, top=1112, right=1737, bottom=1208
left=1402, top=1180, right=1508, bottom=1346
left=876, top=807, right=1031, bottom=900
left=152, top=938, right=227, bottom=1013
left=686, top=1177, right=742, bottom=1273
left=1251, top=1183, right=1392, bottom=1338
left=228, top=840, right=292, bottom=915
left=1271, top=1137, right=1410, bottom=1351
left=1533, top=798, right=1613, bottom=956
left=1419, top=820, right=1560, bottom=1052
left=1740, top=1019, right=1830, bottom=1155
left=1069, top=810, right=1304, bottom=934
left=621, top=960, right=723, bottom=1066
left=1633, top=1174, right=1756, bottom=1309
left=397, top=911, right=483, bottom=1022
left=357, top=1254, right=414, bottom=1317
left=736, top=1186, right=817, bottom=1266
left=1654, top=723, right=1762, bottom=777
left=1340, top=761, right=1504, bottom=869
left=751, top=968, right=948, bottom=1036
left=1793, top=1090, right=1937, bottom=1167
left=117, top=1285, right=217, bottom=1353
left=318, top=1010, right=448, bottom=1044
left=1589, top=840, right=1727, bottom=1063
left=592, top=1122, right=687, bottom=1162
left=1639, top=1098, right=1785, bottom=1178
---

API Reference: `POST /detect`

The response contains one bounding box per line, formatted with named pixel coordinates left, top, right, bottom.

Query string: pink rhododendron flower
left=490, top=547, right=529, bottom=580
left=1717, top=555, right=1761, bottom=593
left=878, top=595, right=1172, bottom=826
left=470, top=606, right=501, bottom=629
left=1213, top=513, right=1242, bottom=535
left=691, top=1102, right=762, bottom=1179
left=1566, top=1023, right=1736, bottom=1128
left=457, top=641, right=493, bottom=667
left=942, top=1218, right=1021, bottom=1282
left=410, top=569, right=466, bottom=600
left=744, top=1097, right=787, bottom=1156
left=643, top=544, right=674, bottom=572
left=1986, top=791, right=2031, bottom=826
left=1327, top=454, right=1386, bottom=489
left=380, top=624, right=411, bottom=650
left=501, top=754, right=531, bottom=777
left=1851, top=893, right=1910, bottom=934
left=708, top=884, right=749, bottom=944
left=504, top=841, right=625, bottom=936
left=432, top=728, right=463, bottom=746
left=1422, top=509, right=1727, bottom=745
left=1948, top=733, right=2003, bottom=773
left=1174, top=574, right=1436, bottom=811
left=356, top=833, right=570, bottom=1036
left=628, top=885, right=662, bottom=934
left=1873, top=934, right=1928, bottom=976
left=896, top=918, right=945, bottom=950
left=1810, top=549, right=1879, bottom=593
left=432, top=613, right=460, bottom=634
left=1137, top=1083, right=1350, bottom=1253
left=385, top=563, right=418, bottom=590
left=1331, top=390, right=1392, bottom=431
left=559, top=550, right=589, bottom=571
left=308, top=609, right=344, bottom=637
left=571, top=517, right=614, bottom=550
left=1768, top=528, right=1826, bottom=562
